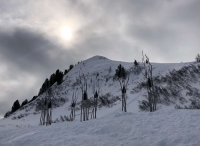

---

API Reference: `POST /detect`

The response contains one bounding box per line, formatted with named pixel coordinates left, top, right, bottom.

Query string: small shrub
left=60, top=115, right=65, bottom=122
left=138, top=100, right=149, bottom=111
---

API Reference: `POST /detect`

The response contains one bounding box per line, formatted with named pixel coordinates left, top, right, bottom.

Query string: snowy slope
left=1, top=55, right=200, bottom=145
left=1, top=109, right=200, bottom=146
left=0, top=56, right=200, bottom=127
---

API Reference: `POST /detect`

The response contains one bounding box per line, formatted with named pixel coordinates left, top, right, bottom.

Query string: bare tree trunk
left=149, top=92, right=152, bottom=112
left=85, top=108, right=87, bottom=120
left=83, top=106, right=85, bottom=121
left=43, top=111, right=46, bottom=125
left=71, top=108, right=73, bottom=121
left=91, top=109, right=92, bottom=119
left=80, top=104, right=82, bottom=122
left=83, top=107, right=85, bottom=121
left=124, top=94, right=127, bottom=112
left=42, top=112, right=44, bottom=125
left=151, top=91, right=154, bottom=112
left=122, top=94, right=123, bottom=111
left=153, top=88, right=156, bottom=111
left=84, top=107, right=86, bottom=121
left=85, top=107, right=87, bottom=121
left=46, top=110, right=48, bottom=126
left=94, top=109, right=96, bottom=118
left=74, top=107, right=75, bottom=120
left=152, top=92, right=154, bottom=112
left=47, top=109, right=49, bottom=125
left=155, top=96, right=156, bottom=111
left=149, top=92, right=153, bottom=112
left=86, top=108, right=88, bottom=120
left=93, top=108, right=94, bottom=119
left=95, top=99, right=97, bottom=118
left=40, top=111, right=43, bottom=125
left=49, top=108, right=52, bottom=125
left=87, top=108, right=89, bottom=120
left=91, top=108, right=94, bottom=119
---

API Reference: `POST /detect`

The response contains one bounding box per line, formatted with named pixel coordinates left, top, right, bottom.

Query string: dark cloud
left=0, top=0, right=200, bottom=117
left=0, top=27, right=78, bottom=116
left=0, top=102, right=9, bottom=118
left=0, top=27, right=80, bottom=75
left=1, top=28, right=57, bottom=72
left=172, top=0, right=200, bottom=26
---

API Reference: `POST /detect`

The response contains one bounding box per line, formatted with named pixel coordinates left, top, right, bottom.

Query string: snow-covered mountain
left=1, top=55, right=200, bottom=146
left=1, top=55, right=200, bottom=126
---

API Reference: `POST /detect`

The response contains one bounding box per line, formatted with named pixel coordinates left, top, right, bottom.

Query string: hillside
left=0, top=55, right=200, bottom=127
left=1, top=55, right=200, bottom=145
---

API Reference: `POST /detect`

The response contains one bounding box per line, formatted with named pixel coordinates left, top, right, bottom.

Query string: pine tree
left=4, top=111, right=11, bottom=118
left=50, top=73, right=56, bottom=86
left=64, top=69, right=68, bottom=75
left=69, top=65, right=74, bottom=71
left=21, top=99, right=28, bottom=107
left=29, top=96, right=38, bottom=103
left=11, top=100, right=20, bottom=113
left=134, top=60, right=138, bottom=66
left=56, top=70, right=63, bottom=85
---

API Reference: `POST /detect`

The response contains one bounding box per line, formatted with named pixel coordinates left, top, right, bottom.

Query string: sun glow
left=61, top=26, right=72, bottom=40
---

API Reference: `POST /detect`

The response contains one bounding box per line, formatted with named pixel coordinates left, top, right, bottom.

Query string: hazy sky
left=0, top=0, right=200, bottom=118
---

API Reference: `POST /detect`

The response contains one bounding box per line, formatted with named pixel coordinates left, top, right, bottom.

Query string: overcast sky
left=0, top=0, right=200, bottom=118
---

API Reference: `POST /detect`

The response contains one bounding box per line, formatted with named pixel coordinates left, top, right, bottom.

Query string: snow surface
left=0, top=55, right=200, bottom=146
left=1, top=109, right=200, bottom=146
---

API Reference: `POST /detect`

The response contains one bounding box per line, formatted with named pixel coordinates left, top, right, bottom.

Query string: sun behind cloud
left=61, top=26, right=72, bottom=41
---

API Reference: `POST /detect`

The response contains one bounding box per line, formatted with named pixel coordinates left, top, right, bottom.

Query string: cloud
left=0, top=27, right=78, bottom=116
left=0, top=0, right=200, bottom=117
left=0, top=102, right=9, bottom=118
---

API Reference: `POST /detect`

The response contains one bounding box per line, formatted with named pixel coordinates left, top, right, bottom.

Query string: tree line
left=38, top=65, right=74, bottom=96
left=4, top=64, right=74, bottom=118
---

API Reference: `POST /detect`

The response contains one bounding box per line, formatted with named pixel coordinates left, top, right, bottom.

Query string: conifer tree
left=134, top=60, right=138, bottom=66
left=11, top=100, right=20, bottom=113
left=21, top=99, right=28, bottom=107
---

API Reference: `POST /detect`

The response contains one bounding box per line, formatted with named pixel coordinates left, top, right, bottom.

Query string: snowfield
left=1, top=109, right=200, bottom=146
left=1, top=55, right=200, bottom=146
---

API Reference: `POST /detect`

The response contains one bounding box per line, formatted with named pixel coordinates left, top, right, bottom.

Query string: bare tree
left=114, top=64, right=129, bottom=112
left=69, top=88, right=78, bottom=121
left=91, top=73, right=102, bottom=119
left=39, top=88, right=52, bottom=126
left=76, top=68, right=89, bottom=122
left=195, top=54, right=200, bottom=62
left=141, top=51, right=156, bottom=112
left=106, top=66, right=112, bottom=82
